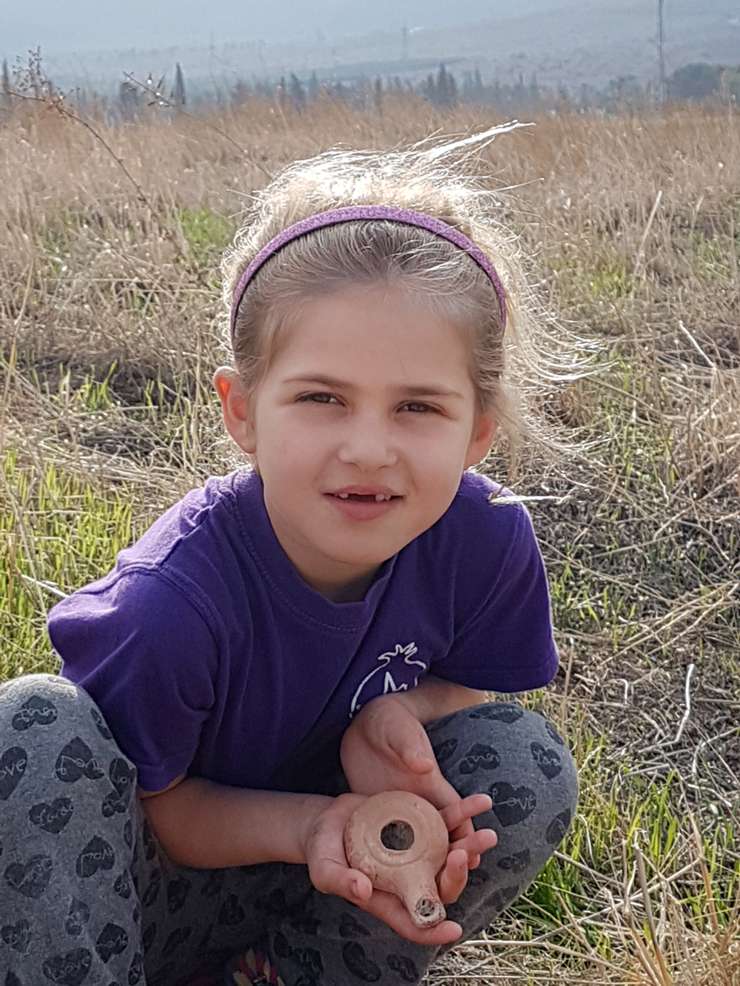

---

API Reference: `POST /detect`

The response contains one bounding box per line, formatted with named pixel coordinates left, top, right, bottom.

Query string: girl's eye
left=402, top=402, right=435, bottom=414
left=296, top=394, right=436, bottom=414
left=297, top=392, right=339, bottom=405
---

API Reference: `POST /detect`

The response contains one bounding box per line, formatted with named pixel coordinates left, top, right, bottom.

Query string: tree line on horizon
left=2, top=52, right=740, bottom=121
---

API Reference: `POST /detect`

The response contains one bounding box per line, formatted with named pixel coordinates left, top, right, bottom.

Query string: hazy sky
left=5, top=0, right=737, bottom=92
left=3, top=0, right=589, bottom=54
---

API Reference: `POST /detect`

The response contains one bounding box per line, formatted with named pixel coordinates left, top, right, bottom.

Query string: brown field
left=1, top=90, right=738, bottom=983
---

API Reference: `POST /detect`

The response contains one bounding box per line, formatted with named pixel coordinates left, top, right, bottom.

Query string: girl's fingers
left=384, top=716, right=434, bottom=765
left=438, top=848, right=469, bottom=904
left=402, top=750, right=437, bottom=773
left=358, top=888, right=463, bottom=946
left=456, top=828, right=498, bottom=854
left=450, top=827, right=497, bottom=867
left=348, top=868, right=374, bottom=902
left=449, top=818, right=474, bottom=843
left=439, top=793, right=492, bottom=831
left=311, top=855, right=372, bottom=902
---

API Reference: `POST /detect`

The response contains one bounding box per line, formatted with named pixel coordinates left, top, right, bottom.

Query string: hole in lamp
left=381, top=819, right=415, bottom=851
left=416, top=898, right=438, bottom=918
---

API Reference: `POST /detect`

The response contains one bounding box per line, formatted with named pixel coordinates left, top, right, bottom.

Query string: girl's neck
left=310, top=569, right=380, bottom=603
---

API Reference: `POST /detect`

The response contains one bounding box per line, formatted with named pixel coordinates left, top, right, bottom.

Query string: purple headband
left=230, top=205, right=507, bottom=340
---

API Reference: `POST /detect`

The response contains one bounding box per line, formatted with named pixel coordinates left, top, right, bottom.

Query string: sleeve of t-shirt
left=431, top=501, right=559, bottom=693
left=47, top=568, right=218, bottom=792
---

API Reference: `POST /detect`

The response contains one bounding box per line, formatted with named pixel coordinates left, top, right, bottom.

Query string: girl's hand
left=340, top=695, right=497, bottom=869
left=299, top=790, right=495, bottom=945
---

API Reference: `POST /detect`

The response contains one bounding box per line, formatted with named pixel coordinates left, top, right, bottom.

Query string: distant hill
left=7, top=0, right=739, bottom=96
left=0, top=1, right=626, bottom=53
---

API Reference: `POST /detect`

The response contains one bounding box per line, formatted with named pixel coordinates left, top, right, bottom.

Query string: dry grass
left=1, top=92, right=739, bottom=983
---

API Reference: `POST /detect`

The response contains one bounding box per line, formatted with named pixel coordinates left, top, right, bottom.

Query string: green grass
left=176, top=205, right=234, bottom=270
left=687, top=230, right=739, bottom=280
left=587, top=257, right=634, bottom=300
left=0, top=450, right=136, bottom=679
left=545, top=246, right=635, bottom=306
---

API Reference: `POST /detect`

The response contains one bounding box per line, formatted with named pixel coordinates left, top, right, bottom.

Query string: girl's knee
left=3, top=671, right=85, bottom=703
left=1, top=673, right=100, bottom=731
left=1, top=673, right=139, bottom=827
left=432, top=704, right=579, bottom=934
left=0, top=673, right=132, bottom=776
left=429, top=701, right=578, bottom=835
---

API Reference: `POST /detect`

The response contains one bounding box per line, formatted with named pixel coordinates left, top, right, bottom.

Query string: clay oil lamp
left=344, top=791, right=449, bottom=928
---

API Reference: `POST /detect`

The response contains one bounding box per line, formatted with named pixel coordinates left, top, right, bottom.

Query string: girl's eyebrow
left=282, top=374, right=465, bottom=399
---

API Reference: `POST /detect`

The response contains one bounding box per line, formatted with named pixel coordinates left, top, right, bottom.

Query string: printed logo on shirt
left=349, top=642, right=427, bottom=718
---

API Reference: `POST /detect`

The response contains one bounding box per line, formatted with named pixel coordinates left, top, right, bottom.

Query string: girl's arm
left=139, top=678, right=488, bottom=870
left=141, top=775, right=495, bottom=947
left=339, top=676, right=488, bottom=805
left=140, top=776, right=331, bottom=868
left=386, top=673, right=488, bottom=724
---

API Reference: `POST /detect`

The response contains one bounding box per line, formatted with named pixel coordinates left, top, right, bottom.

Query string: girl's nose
left=336, top=415, right=399, bottom=469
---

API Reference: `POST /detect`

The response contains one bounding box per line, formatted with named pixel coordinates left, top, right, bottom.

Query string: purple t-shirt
left=48, top=469, right=558, bottom=794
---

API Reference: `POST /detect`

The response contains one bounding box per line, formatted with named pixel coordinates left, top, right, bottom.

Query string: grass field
left=1, top=91, right=738, bottom=983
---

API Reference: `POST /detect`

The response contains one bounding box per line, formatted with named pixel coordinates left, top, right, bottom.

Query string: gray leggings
left=0, top=674, right=577, bottom=986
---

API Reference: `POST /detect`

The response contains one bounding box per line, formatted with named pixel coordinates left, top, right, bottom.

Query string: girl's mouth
left=334, top=492, right=394, bottom=502
left=325, top=492, right=402, bottom=521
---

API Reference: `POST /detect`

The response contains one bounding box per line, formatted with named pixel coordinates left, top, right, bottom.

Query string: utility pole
left=657, top=0, right=666, bottom=105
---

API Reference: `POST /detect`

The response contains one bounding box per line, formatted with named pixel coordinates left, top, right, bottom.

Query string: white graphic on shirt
left=349, top=642, right=427, bottom=718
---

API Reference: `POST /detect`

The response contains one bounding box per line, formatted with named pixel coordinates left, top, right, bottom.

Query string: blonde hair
left=220, top=126, right=598, bottom=476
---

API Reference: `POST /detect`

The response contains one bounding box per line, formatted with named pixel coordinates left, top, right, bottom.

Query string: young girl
left=0, top=129, right=578, bottom=986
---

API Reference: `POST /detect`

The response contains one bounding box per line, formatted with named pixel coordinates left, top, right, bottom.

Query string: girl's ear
left=464, top=411, right=497, bottom=468
left=213, top=367, right=257, bottom=455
